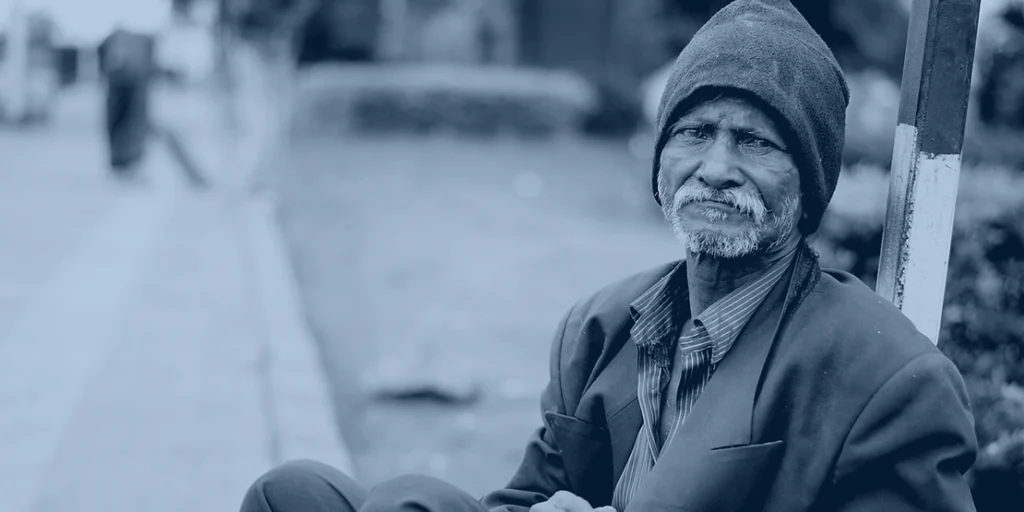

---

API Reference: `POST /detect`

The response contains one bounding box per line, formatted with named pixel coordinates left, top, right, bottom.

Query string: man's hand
left=529, top=491, right=617, bottom=512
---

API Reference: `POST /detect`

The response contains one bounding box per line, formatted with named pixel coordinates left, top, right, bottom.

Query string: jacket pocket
left=545, top=411, right=614, bottom=505
left=624, top=440, right=785, bottom=512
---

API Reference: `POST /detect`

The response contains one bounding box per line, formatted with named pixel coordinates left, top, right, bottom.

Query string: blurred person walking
left=97, top=25, right=154, bottom=178
left=97, top=22, right=209, bottom=188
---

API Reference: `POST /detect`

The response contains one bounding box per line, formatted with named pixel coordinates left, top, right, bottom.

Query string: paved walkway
left=0, top=57, right=350, bottom=512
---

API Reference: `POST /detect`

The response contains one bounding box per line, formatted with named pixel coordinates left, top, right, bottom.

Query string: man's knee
left=363, top=475, right=484, bottom=512
left=241, top=459, right=364, bottom=512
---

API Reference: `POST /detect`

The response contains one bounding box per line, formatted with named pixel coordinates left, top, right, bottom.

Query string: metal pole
left=876, top=0, right=981, bottom=344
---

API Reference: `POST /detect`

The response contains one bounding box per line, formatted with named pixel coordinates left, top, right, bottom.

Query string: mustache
left=671, top=182, right=767, bottom=221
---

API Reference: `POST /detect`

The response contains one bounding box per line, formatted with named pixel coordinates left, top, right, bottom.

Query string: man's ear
left=796, top=209, right=813, bottom=237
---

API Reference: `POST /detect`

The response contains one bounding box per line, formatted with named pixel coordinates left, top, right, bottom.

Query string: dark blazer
left=482, top=245, right=978, bottom=512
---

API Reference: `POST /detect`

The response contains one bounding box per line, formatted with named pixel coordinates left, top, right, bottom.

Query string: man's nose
left=695, top=136, right=744, bottom=190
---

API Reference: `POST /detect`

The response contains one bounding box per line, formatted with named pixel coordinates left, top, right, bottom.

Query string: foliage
left=963, top=114, right=1024, bottom=170
left=843, top=70, right=900, bottom=168
left=968, top=379, right=1024, bottom=512
left=812, top=165, right=890, bottom=288
left=968, top=380, right=1024, bottom=448
left=975, top=1, right=1024, bottom=128
left=941, top=200, right=1024, bottom=383
left=290, top=64, right=598, bottom=138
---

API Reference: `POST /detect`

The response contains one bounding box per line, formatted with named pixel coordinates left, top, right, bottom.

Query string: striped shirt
left=610, top=251, right=796, bottom=510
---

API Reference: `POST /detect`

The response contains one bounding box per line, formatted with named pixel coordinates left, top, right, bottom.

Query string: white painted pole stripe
left=876, top=123, right=961, bottom=343
left=0, top=188, right=177, bottom=512
left=878, top=0, right=980, bottom=345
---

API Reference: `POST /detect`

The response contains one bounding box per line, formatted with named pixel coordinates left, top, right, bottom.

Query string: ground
left=274, top=133, right=684, bottom=496
left=0, top=68, right=348, bottom=510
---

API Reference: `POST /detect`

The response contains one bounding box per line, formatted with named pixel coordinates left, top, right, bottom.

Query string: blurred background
left=1, top=0, right=1022, bottom=511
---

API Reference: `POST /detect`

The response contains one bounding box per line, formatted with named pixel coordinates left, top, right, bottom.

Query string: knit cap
left=652, top=0, right=850, bottom=234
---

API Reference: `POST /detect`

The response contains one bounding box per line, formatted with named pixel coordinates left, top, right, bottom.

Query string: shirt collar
left=629, top=261, right=689, bottom=351
left=630, top=248, right=798, bottom=364
left=696, top=250, right=796, bottom=364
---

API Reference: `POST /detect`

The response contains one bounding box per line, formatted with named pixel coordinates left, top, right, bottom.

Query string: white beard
left=667, top=210, right=762, bottom=258
left=660, top=176, right=800, bottom=259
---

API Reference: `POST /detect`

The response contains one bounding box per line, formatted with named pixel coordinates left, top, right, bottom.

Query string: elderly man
left=240, top=1, right=978, bottom=511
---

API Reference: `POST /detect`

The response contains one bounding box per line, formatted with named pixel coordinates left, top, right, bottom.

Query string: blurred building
left=31, top=0, right=220, bottom=87
left=362, top=0, right=913, bottom=134
left=0, top=2, right=59, bottom=122
left=297, top=0, right=381, bottom=63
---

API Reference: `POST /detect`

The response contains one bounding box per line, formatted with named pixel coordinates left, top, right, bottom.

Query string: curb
left=240, top=192, right=356, bottom=476
left=228, top=43, right=355, bottom=476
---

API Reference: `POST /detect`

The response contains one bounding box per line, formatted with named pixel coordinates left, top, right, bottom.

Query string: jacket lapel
left=690, top=259, right=792, bottom=450
left=604, top=340, right=642, bottom=484
left=546, top=305, right=642, bottom=506
left=680, top=243, right=818, bottom=450
left=550, top=245, right=822, bottom=509
left=672, top=246, right=804, bottom=452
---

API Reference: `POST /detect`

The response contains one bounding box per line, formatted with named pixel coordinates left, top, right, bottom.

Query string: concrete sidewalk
left=0, top=78, right=350, bottom=512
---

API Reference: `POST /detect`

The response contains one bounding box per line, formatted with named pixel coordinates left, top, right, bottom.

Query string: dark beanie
left=651, top=0, right=850, bottom=235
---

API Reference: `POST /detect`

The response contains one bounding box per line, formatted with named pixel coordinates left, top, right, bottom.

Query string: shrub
left=290, top=64, right=598, bottom=138
left=813, top=164, right=890, bottom=288
left=962, top=115, right=1024, bottom=170
left=843, top=70, right=900, bottom=168
left=961, top=0, right=1024, bottom=169
left=942, top=201, right=1024, bottom=385
left=968, top=379, right=1024, bottom=512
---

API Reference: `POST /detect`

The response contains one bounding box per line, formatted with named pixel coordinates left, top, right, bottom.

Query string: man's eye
left=739, top=134, right=775, bottom=149
left=675, top=126, right=710, bottom=140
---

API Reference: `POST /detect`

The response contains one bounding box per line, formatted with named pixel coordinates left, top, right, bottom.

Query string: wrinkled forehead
left=674, top=88, right=765, bottom=120
left=672, top=87, right=792, bottom=139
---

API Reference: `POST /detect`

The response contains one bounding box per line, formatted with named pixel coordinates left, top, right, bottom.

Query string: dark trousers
left=105, top=81, right=150, bottom=171
left=104, top=80, right=209, bottom=188
left=241, top=460, right=490, bottom=512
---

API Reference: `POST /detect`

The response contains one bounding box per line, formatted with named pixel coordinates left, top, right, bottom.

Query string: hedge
left=290, top=64, right=598, bottom=138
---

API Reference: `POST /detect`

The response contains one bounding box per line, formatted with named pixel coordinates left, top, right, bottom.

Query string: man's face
left=658, top=96, right=803, bottom=259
